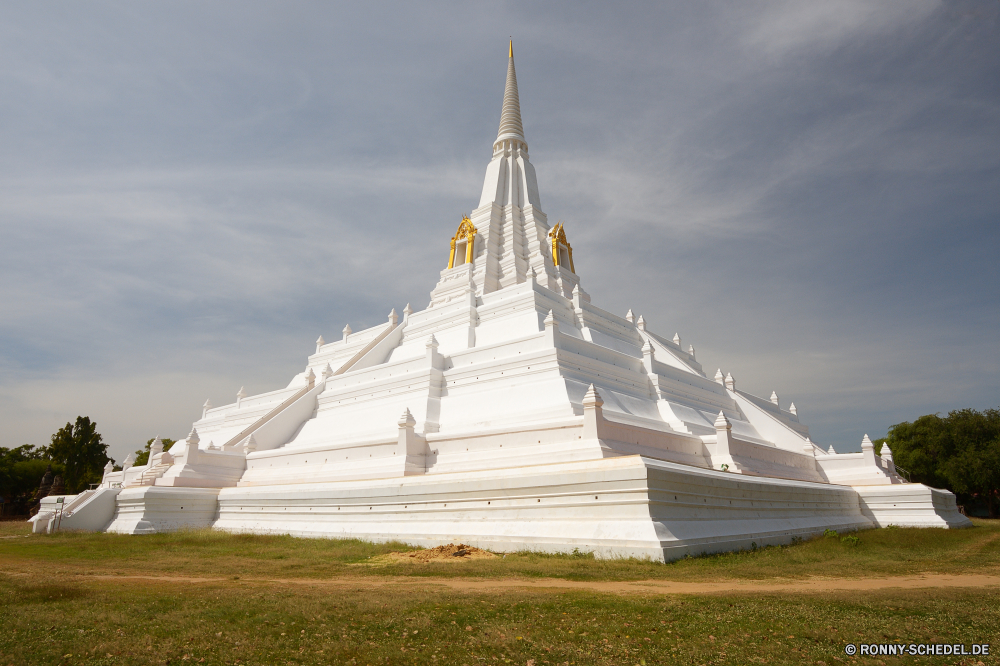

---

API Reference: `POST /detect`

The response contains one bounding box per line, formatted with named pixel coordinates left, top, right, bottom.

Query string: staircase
left=125, top=462, right=172, bottom=488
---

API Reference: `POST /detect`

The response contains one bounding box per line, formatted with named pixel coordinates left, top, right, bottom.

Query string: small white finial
left=715, top=369, right=725, bottom=384
left=688, top=344, right=696, bottom=359
left=636, top=315, right=646, bottom=331
left=582, top=383, right=604, bottom=409
left=322, top=362, right=334, bottom=379
left=388, top=308, right=398, bottom=325
left=403, top=303, right=413, bottom=316
left=714, top=410, right=731, bottom=429
left=673, top=332, right=681, bottom=346
left=425, top=334, right=439, bottom=349
left=789, top=402, right=797, bottom=416
left=770, top=391, right=779, bottom=406
left=544, top=310, right=556, bottom=327
left=641, top=339, right=653, bottom=353
left=206, top=440, right=218, bottom=451
left=243, top=434, right=257, bottom=454
left=828, top=444, right=836, bottom=454
left=316, top=335, right=325, bottom=350
left=881, top=442, right=893, bottom=460
left=104, top=460, right=114, bottom=474
left=625, top=309, right=635, bottom=323
left=187, top=427, right=200, bottom=446
left=342, top=323, right=352, bottom=340
left=398, top=408, right=416, bottom=428
left=237, top=386, right=246, bottom=399
left=202, top=398, right=212, bottom=418
left=862, top=434, right=873, bottom=449
left=803, top=437, right=815, bottom=455
left=724, top=372, right=735, bottom=391
left=305, top=367, right=316, bottom=385
left=528, top=266, right=537, bottom=281
left=122, top=453, right=135, bottom=470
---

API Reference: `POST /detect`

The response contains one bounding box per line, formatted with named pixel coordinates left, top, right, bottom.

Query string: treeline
left=0, top=416, right=111, bottom=516
left=876, top=407, right=1000, bottom=518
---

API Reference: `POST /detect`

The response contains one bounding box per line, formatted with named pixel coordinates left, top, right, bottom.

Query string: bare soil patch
left=369, top=543, right=497, bottom=565
left=7, top=570, right=998, bottom=595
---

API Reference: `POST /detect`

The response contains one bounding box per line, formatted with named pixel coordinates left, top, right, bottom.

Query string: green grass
left=2, top=519, right=998, bottom=583
left=2, top=520, right=998, bottom=665
left=1, top=573, right=996, bottom=666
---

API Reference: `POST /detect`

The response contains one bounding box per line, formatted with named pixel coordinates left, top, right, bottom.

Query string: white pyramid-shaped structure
left=63, top=44, right=968, bottom=555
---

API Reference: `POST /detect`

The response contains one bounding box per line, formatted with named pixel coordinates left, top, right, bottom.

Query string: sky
left=1, top=0, right=998, bottom=463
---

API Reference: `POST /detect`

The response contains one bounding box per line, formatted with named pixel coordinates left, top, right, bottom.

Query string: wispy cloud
left=1, top=1, right=997, bottom=460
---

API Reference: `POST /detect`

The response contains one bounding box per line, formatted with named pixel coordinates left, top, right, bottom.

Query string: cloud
left=1, top=1, right=997, bottom=459
left=741, top=0, right=940, bottom=57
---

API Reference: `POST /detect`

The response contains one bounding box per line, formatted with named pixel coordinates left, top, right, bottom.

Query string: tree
left=48, top=416, right=112, bottom=494
left=0, top=445, right=62, bottom=516
left=132, top=438, right=175, bottom=467
left=881, top=408, right=1000, bottom=518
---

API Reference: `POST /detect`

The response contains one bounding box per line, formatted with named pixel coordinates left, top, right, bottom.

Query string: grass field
left=2, top=520, right=998, bottom=666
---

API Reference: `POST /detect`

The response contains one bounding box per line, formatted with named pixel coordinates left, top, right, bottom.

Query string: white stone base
left=855, top=484, right=972, bottom=528
left=106, top=486, right=221, bottom=534
left=212, top=455, right=874, bottom=561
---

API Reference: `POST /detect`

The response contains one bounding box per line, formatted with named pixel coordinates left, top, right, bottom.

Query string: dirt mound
left=377, top=544, right=497, bottom=564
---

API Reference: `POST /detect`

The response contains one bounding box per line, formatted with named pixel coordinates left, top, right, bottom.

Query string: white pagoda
left=34, top=44, right=969, bottom=557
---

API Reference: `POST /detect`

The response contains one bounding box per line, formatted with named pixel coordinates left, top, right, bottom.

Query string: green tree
left=881, top=408, right=1000, bottom=517
left=0, top=445, right=63, bottom=515
left=939, top=409, right=1000, bottom=518
left=48, top=416, right=112, bottom=494
left=132, top=438, right=175, bottom=467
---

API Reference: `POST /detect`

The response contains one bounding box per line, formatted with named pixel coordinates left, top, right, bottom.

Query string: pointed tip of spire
left=496, top=41, right=526, bottom=144
left=509, top=39, right=513, bottom=58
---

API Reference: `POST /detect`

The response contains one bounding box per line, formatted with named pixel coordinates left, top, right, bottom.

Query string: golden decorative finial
left=509, top=39, right=513, bottom=58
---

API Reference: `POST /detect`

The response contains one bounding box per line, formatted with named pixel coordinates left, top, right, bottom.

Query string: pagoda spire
left=496, top=40, right=525, bottom=146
